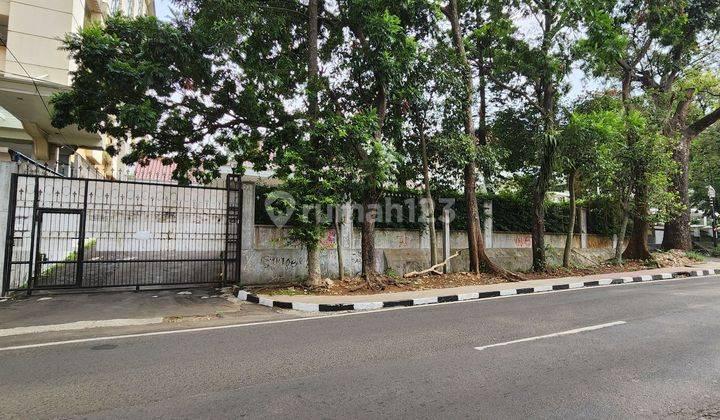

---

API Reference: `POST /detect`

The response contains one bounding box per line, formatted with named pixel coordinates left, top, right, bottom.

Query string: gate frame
left=32, top=208, right=84, bottom=291
left=225, top=174, right=243, bottom=287
left=2, top=173, right=244, bottom=296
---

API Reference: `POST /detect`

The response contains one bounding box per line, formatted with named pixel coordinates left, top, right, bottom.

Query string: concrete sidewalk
left=0, top=287, right=296, bottom=339
left=247, top=262, right=720, bottom=307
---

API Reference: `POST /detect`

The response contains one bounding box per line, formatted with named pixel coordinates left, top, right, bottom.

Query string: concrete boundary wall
left=241, top=224, right=615, bottom=285
left=1, top=174, right=620, bottom=290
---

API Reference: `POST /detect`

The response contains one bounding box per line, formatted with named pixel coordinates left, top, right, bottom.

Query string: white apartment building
left=0, top=0, right=155, bottom=177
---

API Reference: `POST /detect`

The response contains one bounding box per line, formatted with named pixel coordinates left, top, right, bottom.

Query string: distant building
left=133, top=157, right=278, bottom=186
left=0, top=0, right=155, bottom=178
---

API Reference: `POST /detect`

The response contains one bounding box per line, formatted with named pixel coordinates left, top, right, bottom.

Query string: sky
left=154, top=0, right=174, bottom=20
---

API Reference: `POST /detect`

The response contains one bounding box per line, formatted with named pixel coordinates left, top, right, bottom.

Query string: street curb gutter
left=234, top=269, right=720, bottom=313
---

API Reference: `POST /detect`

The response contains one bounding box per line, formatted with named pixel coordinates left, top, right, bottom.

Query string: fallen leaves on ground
left=250, top=250, right=704, bottom=296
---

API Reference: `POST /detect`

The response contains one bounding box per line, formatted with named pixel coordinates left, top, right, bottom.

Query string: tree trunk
left=619, top=68, right=652, bottom=261
left=306, top=246, right=322, bottom=287
left=334, top=205, right=344, bottom=281
left=357, top=61, right=387, bottom=277
left=445, top=0, right=481, bottom=273
left=307, top=0, right=319, bottom=119
left=531, top=190, right=547, bottom=271
left=465, top=163, right=481, bottom=273
left=304, top=0, right=323, bottom=286
left=361, top=192, right=379, bottom=277
left=443, top=0, right=522, bottom=280
left=563, top=170, right=577, bottom=268
left=662, top=135, right=692, bottom=250
left=614, top=195, right=630, bottom=264
left=531, top=7, right=558, bottom=272
left=623, top=181, right=652, bottom=260
left=419, top=121, right=437, bottom=266
left=663, top=105, right=720, bottom=250
left=531, top=124, right=556, bottom=272
left=476, top=18, right=492, bottom=190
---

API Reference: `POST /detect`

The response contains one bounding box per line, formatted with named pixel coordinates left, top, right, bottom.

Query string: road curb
left=234, top=269, right=720, bottom=313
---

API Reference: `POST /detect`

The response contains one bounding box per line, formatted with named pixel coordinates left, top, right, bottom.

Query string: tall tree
left=488, top=0, right=581, bottom=271
left=559, top=96, right=625, bottom=267
left=332, top=0, right=433, bottom=279
left=51, top=2, right=345, bottom=285
left=582, top=0, right=720, bottom=252
left=638, top=1, right=720, bottom=251
left=305, top=0, right=323, bottom=286
left=442, top=0, right=521, bottom=279
left=52, top=0, right=437, bottom=284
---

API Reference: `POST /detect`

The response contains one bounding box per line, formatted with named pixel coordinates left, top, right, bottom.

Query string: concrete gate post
left=443, top=209, right=451, bottom=273
left=241, top=181, right=255, bottom=250
left=483, top=201, right=493, bottom=249
left=580, top=208, right=588, bottom=249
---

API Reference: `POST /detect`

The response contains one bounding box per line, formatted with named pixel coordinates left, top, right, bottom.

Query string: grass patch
left=685, top=251, right=706, bottom=262
left=264, top=287, right=307, bottom=296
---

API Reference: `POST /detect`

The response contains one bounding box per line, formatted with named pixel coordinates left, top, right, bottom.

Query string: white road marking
left=0, top=313, right=360, bottom=352
left=474, top=321, right=626, bottom=351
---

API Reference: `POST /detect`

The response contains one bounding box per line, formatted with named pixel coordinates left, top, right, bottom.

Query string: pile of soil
left=521, top=260, right=651, bottom=280
left=652, top=249, right=701, bottom=268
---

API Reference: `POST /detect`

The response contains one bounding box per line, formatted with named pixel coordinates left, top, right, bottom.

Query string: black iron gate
left=2, top=174, right=243, bottom=295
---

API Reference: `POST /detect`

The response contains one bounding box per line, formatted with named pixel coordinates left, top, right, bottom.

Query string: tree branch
left=488, top=75, right=547, bottom=117
left=685, top=106, right=720, bottom=138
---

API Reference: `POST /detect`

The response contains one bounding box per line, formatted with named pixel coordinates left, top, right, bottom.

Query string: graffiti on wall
left=260, top=255, right=300, bottom=270
left=514, top=235, right=532, bottom=248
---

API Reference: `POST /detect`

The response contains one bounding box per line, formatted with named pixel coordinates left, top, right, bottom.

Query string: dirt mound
left=652, top=249, right=700, bottom=268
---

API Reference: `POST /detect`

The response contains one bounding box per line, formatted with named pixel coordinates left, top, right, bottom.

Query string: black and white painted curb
left=234, top=269, right=720, bottom=313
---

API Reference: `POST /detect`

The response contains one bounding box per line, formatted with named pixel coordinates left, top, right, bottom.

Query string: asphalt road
left=2, top=276, right=720, bottom=419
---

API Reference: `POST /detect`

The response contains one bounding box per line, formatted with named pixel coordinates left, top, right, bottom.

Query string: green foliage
left=710, top=246, right=720, bottom=258
left=685, top=250, right=706, bottom=261
left=586, top=195, right=624, bottom=236
left=51, top=0, right=719, bottom=262
left=559, top=99, right=625, bottom=174
left=492, top=107, right=541, bottom=174
left=690, top=125, right=720, bottom=207
left=51, top=14, right=233, bottom=183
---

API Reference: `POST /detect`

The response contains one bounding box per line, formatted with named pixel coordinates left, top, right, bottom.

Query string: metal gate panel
left=2, top=174, right=243, bottom=294
left=33, top=209, right=83, bottom=288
